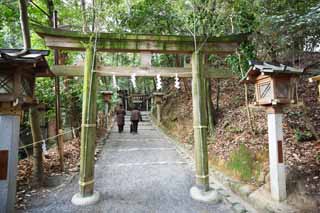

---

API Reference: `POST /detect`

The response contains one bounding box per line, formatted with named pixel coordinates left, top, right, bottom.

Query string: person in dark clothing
left=130, top=106, right=142, bottom=134
left=116, top=104, right=126, bottom=133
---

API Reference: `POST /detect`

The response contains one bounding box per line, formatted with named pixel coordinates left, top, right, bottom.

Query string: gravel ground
left=24, top=112, right=233, bottom=213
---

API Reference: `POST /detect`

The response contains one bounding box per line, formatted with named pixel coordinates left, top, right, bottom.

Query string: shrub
left=294, top=130, right=314, bottom=142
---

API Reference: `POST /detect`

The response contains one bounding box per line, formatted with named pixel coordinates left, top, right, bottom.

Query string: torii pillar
left=190, top=51, right=221, bottom=203
left=72, top=45, right=100, bottom=206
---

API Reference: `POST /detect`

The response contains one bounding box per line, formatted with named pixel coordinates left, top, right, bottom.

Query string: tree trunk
left=237, top=52, right=255, bottom=134
left=52, top=11, right=64, bottom=171
left=206, top=79, right=215, bottom=137
left=244, top=84, right=255, bottom=134
left=91, top=0, right=96, bottom=32
left=81, top=0, right=89, bottom=32
left=19, top=0, right=45, bottom=186
left=215, top=79, right=220, bottom=114
left=45, top=0, right=54, bottom=26
left=29, top=107, right=44, bottom=187
left=19, top=0, right=31, bottom=49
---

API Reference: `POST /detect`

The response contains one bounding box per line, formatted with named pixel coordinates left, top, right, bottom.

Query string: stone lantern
left=0, top=49, right=51, bottom=212
left=242, top=61, right=303, bottom=201
left=100, top=91, right=113, bottom=128
left=153, top=92, right=164, bottom=125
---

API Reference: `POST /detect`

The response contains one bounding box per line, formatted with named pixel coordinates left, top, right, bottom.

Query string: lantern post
left=101, top=91, right=113, bottom=128
left=153, top=92, right=164, bottom=125
left=0, top=49, right=51, bottom=212
left=242, top=61, right=303, bottom=201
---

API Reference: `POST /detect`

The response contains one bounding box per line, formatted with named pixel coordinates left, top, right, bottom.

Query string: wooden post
left=267, top=107, right=286, bottom=201
left=156, top=103, right=161, bottom=125
left=125, top=98, right=128, bottom=112
left=72, top=45, right=100, bottom=205
left=104, top=102, right=109, bottom=128
left=146, top=98, right=149, bottom=111
left=29, top=107, right=44, bottom=187
left=57, top=129, right=64, bottom=171
left=0, top=114, right=20, bottom=212
left=53, top=11, right=64, bottom=171
left=190, top=51, right=221, bottom=203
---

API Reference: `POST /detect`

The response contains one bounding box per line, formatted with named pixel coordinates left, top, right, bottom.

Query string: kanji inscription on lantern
left=0, top=150, right=8, bottom=180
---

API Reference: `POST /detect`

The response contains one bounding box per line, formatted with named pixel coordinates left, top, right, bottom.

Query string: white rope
left=19, top=126, right=81, bottom=150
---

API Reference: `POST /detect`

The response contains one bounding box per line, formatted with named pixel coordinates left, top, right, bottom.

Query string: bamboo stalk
left=79, top=46, right=98, bottom=197
left=192, top=51, right=209, bottom=191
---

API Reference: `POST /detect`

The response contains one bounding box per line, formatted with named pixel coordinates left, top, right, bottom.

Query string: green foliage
left=225, top=42, right=256, bottom=78
left=294, top=130, right=314, bottom=142
left=227, top=144, right=255, bottom=181
left=0, top=1, right=22, bottom=48
left=35, top=78, right=55, bottom=119
left=227, top=126, right=243, bottom=134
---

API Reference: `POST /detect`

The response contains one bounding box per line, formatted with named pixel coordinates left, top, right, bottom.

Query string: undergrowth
left=227, top=144, right=256, bottom=181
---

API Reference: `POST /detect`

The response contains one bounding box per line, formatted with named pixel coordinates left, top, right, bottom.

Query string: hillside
left=159, top=77, right=320, bottom=211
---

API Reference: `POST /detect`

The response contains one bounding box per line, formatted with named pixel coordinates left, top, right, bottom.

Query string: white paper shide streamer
left=42, top=140, right=48, bottom=155
left=156, top=74, right=162, bottom=90
left=131, top=73, right=137, bottom=89
left=112, top=74, right=120, bottom=90
left=174, top=73, right=180, bottom=89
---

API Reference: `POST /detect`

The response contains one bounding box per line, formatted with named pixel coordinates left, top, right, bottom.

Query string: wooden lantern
left=0, top=68, right=35, bottom=105
left=242, top=61, right=303, bottom=106
left=241, top=61, right=303, bottom=201
left=153, top=92, right=164, bottom=104
left=0, top=49, right=51, bottom=112
left=100, top=91, right=113, bottom=103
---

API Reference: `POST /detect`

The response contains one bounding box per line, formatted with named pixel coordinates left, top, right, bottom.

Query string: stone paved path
left=25, top=112, right=233, bottom=213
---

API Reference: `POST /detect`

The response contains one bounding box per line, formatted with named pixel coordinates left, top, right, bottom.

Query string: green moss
left=31, top=23, right=248, bottom=43
left=227, top=144, right=255, bottom=181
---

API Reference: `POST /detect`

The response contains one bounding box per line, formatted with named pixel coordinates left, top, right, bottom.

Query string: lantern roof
left=0, top=49, right=53, bottom=77
left=241, top=61, right=303, bottom=83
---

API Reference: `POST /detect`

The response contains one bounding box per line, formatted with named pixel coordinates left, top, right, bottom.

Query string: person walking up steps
left=130, top=105, right=142, bottom=134
left=116, top=104, right=126, bottom=133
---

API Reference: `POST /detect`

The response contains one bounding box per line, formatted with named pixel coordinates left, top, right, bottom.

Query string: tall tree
left=19, top=0, right=44, bottom=186
left=19, top=0, right=30, bottom=49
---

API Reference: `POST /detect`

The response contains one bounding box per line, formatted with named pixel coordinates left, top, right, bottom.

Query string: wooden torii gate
left=33, top=24, right=248, bottom=205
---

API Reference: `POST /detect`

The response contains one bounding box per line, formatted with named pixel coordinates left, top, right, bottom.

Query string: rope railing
left=18, top=126, right=81, bottom=150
